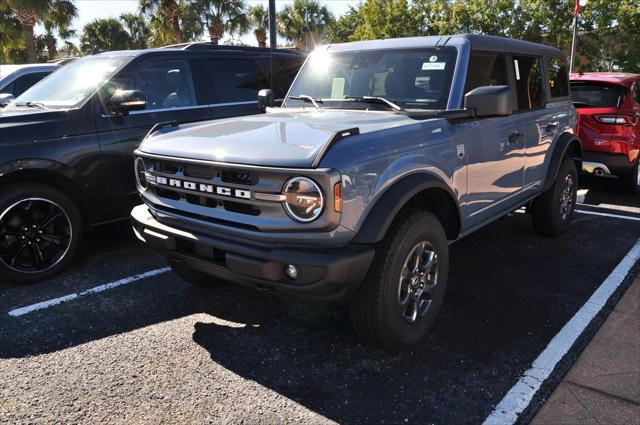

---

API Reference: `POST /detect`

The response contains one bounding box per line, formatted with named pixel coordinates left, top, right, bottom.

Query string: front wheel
left=531, top=159, right=578, bottom=237
left=0, top=183, right=83, bottom=283
left=349, top=210, right=449, bottom=351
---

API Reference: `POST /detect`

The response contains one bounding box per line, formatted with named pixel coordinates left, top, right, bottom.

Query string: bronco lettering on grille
left=155, top=176, right=251, bottom=199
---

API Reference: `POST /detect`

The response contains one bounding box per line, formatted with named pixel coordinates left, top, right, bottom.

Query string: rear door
left=95, top=56, right=209, bottom=219
left=519, top=56, right=569, bottom=188
left=200, top=56, right=265, bottom=119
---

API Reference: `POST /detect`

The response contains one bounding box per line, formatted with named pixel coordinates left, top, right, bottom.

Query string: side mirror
left=257, top=89, right=273, bottom=112
left=464, top=85, right=512, bottom=117
left=109, top=90, right=146, bottom=115
left=0, top=93, right=15, bottom=108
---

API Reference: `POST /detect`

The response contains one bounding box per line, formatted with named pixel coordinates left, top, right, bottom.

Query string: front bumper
left=131, top=205, right=375, bottom=303
left=582, top=152, right=634, bottom=177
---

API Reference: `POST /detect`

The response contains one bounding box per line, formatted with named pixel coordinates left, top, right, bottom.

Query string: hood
left=139, top=109, right=418, bottom=168
left=0, top=108, right=84, bottom=144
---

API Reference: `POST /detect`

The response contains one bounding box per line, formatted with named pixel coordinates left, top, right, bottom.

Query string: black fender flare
left=352, top=173, right=460, bottom=244
left=542, top=132, right=582, bottom=192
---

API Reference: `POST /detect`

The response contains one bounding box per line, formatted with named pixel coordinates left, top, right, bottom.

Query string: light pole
left=569, top=0, right=588, bottom=73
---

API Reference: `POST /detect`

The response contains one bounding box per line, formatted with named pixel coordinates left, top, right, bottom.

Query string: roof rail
left=160, top=41, right=304, bottom=54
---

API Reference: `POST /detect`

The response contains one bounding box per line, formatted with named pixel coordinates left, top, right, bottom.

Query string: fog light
left=285, top=264, right=299, bottom=279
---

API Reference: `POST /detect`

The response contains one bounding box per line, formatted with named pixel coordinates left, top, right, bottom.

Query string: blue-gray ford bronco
left=131, top=34, right=582, bottom=350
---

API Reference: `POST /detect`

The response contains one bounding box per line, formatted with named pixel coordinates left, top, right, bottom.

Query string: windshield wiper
left=14, top=101, right=47, bottom=109
left=288, top=95, right=323, bottom=109
left=344, top=96, right=404, bottom=111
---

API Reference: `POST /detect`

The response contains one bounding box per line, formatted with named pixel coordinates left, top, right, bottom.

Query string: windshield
left=570, top=82, right=624, bottom=108
left=9, top=56, right=129, bottom=109
left=286, top=47, right=457, bottom=110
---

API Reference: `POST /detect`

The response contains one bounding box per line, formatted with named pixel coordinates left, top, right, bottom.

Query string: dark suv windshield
left=9, top=56, right=129, bottom=109
left=570, top=82, right=624, bottom=108
left=286, top=48, right=457, bottom=110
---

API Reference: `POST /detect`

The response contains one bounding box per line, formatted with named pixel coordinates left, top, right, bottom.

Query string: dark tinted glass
left=272, top=56, right=305, bottom=99
left=121, top=60, right=197, bottom=110
left=288, top=48, right=457, bottom=110
left=513, top=56, right=545, bottom=110
left=570, top=82, right=623, bottom=107
left=633, top=82, right=640, bottom=104
left=465, top=53, right=508, bottom=94
left=206, top=59, right=266, bottom=103
left=7, top=72, right=51, bottom=97
left=547, top=58, right=569, bottom=98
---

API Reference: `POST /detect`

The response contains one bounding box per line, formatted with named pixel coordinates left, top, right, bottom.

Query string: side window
left=13, top=72, right=51, bottom=96
left=512, top=56, right=545, bottom=110
left=205, top=59, right=266, bottom=103
left=547, top=57, right=569, bottom=98
left=121, top=60, right=197, bottom=111
left=464, top=52, right=508, bottom=94
left=272, top=57, right=304, bottom=99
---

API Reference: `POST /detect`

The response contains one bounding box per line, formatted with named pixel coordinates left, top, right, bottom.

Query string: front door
left=94, top=58, right=208, bottom=220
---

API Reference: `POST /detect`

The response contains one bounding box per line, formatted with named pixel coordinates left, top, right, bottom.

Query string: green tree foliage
left=248, top=4, right=269, bottom=48
left=323, top=6, right=362, bottom=43
left=193, top=0, right=248, bottom=45
left=80, top=18, right=131, bottom=54
left=351, top=0, right=421, bottom=41
left=139, top=0, right=185, bottom=44
left=277, top=0, right=332, bottom=50
left=120, top=12, right=151, bottom=49
left=0, top=8, right=25, bottom=63
left=5, top=0, right=78, bottom=63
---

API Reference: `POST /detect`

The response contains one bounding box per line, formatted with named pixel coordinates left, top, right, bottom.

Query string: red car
left=570, top=72, right=640, bottom=192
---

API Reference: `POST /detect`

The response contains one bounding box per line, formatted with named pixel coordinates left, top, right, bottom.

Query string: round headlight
left=134, top=157, right=148, bottom=191
left=283, top=177, right=324, bottom=222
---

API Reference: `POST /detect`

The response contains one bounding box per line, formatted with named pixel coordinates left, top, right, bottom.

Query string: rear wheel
left=349, top=210, right=449, bottom=351
left=621, top=159, right=639, bottom=194
left=170, top=260, right=220, bottom=288
left=531, top=159, right=578, bottom=237
left=0, top=183, right=83, bottom=283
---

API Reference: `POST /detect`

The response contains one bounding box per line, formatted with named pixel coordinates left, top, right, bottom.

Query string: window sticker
left=331, top=78, right=345, bottom=98
left=514, top=59, right=521, bottom=80
left=422, top=62, right=446, bottom=71
left=429, top=55, right=438, bottom=62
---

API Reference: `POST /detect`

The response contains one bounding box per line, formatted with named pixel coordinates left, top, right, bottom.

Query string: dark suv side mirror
left=0, top=93, right=15, bottom=108
left=109, top=90, right=146, bottom=115
left=257, top=89, right=273, bottom=112
left=464, top=85, right=512, bottom=117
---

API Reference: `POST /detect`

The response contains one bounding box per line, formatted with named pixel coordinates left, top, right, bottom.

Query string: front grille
left=150, top=159, right=261, bottom=217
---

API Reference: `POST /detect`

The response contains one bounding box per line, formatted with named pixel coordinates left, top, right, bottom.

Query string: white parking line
left=7, top=267, right=171, bottom=318
left=576, top=209, right=640, bottom=222
left=483, top=239, right=640, bottom=425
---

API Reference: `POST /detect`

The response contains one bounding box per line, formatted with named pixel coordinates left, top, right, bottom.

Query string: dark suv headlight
left=283, top=177, right=324, bottom=222
left=134, top=157, right=148, bottom=191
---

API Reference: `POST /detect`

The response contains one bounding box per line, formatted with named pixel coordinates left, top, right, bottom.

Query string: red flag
left=573, top=0, right=580, bottom=17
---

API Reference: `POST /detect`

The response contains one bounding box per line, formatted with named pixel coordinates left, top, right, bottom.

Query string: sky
left=62, top=0, right=359, bottom=47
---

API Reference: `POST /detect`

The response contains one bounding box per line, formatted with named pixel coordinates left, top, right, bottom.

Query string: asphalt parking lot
left=1, top=176, right=638, bottom=424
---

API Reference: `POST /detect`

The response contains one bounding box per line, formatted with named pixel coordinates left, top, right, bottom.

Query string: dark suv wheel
left=349, top=210, right=449, bottom=351
left=0, top=183, right=83, bottom=283
left=531, top=158, right=578, bottom=237
left=621, top=159, right=639, bottom=194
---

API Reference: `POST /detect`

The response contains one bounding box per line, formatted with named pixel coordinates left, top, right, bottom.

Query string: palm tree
left=120, top=12, right=150, bottom=49
left=0, top=8, right=24, bottom=63
left=139, top=0, right=184, bottom=44
left=40, top=0, right=76, bottom=59
left=5, top=0, right=78, bottom=63
left=277, top=0, right=332, bottom=50
left=194, top=0, right=249, bottom=45
left=80, top=18, right=131, bottom=54
left=248, top=4, right=268, bottom=48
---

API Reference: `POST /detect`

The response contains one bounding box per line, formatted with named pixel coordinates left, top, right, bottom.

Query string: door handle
left=508, top=132, right=525, bottom=144
left=545, top=122, right=559, bottom=133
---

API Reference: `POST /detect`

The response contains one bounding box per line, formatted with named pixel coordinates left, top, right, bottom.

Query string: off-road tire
left=531, top=159, right=578, bottom=237
left=170, top=260, right=220, bottom=288
left=0, top=182, right=83, bottom=284
left=349, top=210, right=449, bottom=352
